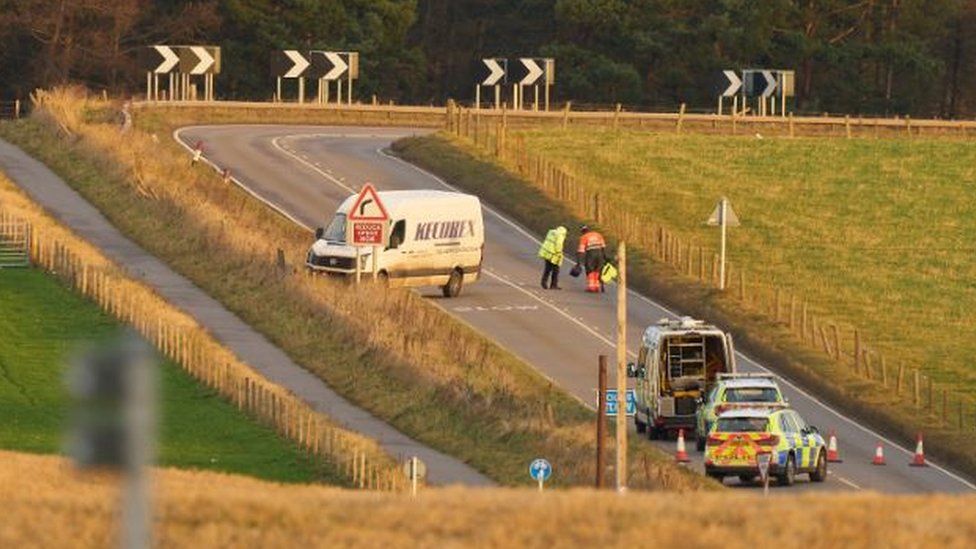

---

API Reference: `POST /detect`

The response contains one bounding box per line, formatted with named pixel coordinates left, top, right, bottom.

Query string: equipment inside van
left=628, top=317, right=736, bottom=439
left=306, top=190, right=484, bottom=297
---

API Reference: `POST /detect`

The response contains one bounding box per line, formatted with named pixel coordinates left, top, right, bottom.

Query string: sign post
left=706, top=197, right=740, bottom=290
left=757, top=452, right=771, bottom=496
left=402, top=456, right=427, bottom=497
left=347, top=183, right=390, bottom=285
left=529, top=458, right=552, bottom=491
left=596, top=355, right=607, bottom=488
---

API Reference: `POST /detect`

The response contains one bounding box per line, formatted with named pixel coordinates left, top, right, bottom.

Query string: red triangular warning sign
left=347, top=183, right=389, bottom=221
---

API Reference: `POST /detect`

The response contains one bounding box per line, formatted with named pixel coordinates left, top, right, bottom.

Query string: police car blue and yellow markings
left=704, top=408, right=827, bottom=486
left=695, top=376, right=786, bottom=450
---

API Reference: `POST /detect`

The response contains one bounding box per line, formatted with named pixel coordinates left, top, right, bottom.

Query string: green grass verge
left=391, top=131, right=976, bottom=479
left=0, top=267, right=341, bottom=484
left=512, top=128, right=976, bottom=393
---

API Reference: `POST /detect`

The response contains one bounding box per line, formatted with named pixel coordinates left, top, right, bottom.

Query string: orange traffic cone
left=826, top=430, right=842, bottom=463
left=872, top=442, right=886, bottom=465
left=675, top=429, right=690, bottom=463
left=910, top=433, right=927, bottom=467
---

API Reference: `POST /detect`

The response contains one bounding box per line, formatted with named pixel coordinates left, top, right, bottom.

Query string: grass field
left=3, top=450, right=976, bottom=548
left=393, top=130, right=976, bottom=477
left=510, top=128, right=976, bottom=394
left=0, top=267, right=335, bottom=484
left=0, top=89, right=710, bottom=490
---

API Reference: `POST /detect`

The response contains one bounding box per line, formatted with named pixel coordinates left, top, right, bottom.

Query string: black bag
left=569, top=264, right=582, bottom=278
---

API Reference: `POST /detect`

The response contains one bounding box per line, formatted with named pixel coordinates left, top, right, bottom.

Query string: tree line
left=1, top=0, right=974, bottom=117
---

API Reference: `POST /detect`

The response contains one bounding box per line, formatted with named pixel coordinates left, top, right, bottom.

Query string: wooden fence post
left=853, top=329, right=861, bottom=373
left=927, top=376, right=934, bottom=411
left=738, top=269, right=745, bottom=302
left=913, top=370, right=920, bottom=408
left=788, top=295, right=796, bottom=331
left=942, top=389, right=948, bottom=423
left=676, top=103, right=686, bottom=134
left=896, top=363, right=904, bottom=396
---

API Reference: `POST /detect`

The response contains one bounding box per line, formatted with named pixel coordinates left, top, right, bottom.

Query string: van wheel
left=377, top=270, right=390, bottom=287
left=442, top=268, right=463, bottom=298
left=635, top=417, right=647, bottom=434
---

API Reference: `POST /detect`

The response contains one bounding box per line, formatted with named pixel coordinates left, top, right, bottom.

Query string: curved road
left=177, top=124, right=975, bottom=494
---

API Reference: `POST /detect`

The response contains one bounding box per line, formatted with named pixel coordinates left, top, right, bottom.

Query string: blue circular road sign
left=529, top=458, right=552, bottom=482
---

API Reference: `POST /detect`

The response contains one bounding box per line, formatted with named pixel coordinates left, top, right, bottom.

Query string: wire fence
left=446, top=103, right=976, bottom=435
left=0, top=203, right=407, bottom=492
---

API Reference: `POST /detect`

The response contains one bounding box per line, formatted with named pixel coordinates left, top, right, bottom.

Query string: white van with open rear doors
left=305, top=190, right=484, bottom=297
left=628, top=317, right=737, bottom=439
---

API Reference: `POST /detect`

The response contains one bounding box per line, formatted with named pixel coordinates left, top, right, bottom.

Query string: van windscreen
left=323, top=214, right=346, bottom=243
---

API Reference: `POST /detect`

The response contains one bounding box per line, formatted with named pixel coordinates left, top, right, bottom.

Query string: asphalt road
left=177, top=124, right=976, bottom=494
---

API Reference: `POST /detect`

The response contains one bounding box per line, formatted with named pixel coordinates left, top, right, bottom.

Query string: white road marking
left=453, top=304, right=539, bottom=312
left=830, top=472, right=862, bottom=490
left=172, top=125, right=976, bottom=491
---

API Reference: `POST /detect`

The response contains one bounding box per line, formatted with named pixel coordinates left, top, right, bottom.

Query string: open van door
left=726, top=333, right=738, bottom=373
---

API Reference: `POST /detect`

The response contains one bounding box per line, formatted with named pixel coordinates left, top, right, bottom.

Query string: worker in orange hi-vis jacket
left=575, top=225, right=607, bottom=293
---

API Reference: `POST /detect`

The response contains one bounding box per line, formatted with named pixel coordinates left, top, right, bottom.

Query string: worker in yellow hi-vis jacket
left=538, top=225, right=567, bottom=290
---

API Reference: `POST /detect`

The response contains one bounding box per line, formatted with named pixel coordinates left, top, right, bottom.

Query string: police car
left=704, top=407, right=827, bottom=486
left=695, top=373, right=786, bottom=451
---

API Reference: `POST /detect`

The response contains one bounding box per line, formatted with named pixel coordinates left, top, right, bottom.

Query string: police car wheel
left=442, top=269, right=463, bottom=298
left=738, top=474, right=756, bottom=484
left=696, top=435, right=705, bottom=452
left=810, top=449, right=827, bottom=482
left=777, top=454, right=796, bottom=487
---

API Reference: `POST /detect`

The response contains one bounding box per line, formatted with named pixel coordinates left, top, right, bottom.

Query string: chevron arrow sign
left=272, top=50, right=310, bottom=78
left=177, top=46, right=220, bottom=75
left=479, top=58, right=506, bottom=86
left=518, top=58, right=544, bottom=85
left=142, top=46, right=179, bottom=74
left=719, top=70, right=742, bottom=97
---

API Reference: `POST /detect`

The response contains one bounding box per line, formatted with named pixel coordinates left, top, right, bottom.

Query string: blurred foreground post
left=615, top=242, right=627, bottom=493
left=67, top=333, right=156, bottom=549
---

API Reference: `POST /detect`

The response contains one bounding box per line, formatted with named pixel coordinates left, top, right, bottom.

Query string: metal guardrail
left=131, top=99, right=976, bottom=138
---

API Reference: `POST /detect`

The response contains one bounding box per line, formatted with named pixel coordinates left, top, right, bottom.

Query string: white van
left=306, top=190, right=484, bottom=297
left=628, top=317, right=737, bottom=439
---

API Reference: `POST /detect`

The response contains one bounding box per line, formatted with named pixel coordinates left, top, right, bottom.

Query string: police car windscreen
left=725, top=388, right=779, bottom=403
left=323, top=214, right=346, bottom=242
left=716, top=417, right=768, bottom=433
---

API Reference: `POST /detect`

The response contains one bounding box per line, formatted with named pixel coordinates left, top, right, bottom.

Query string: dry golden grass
left=3, top=449, right=975, bottom=548
left=0, top=88, right=710, bottom=490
